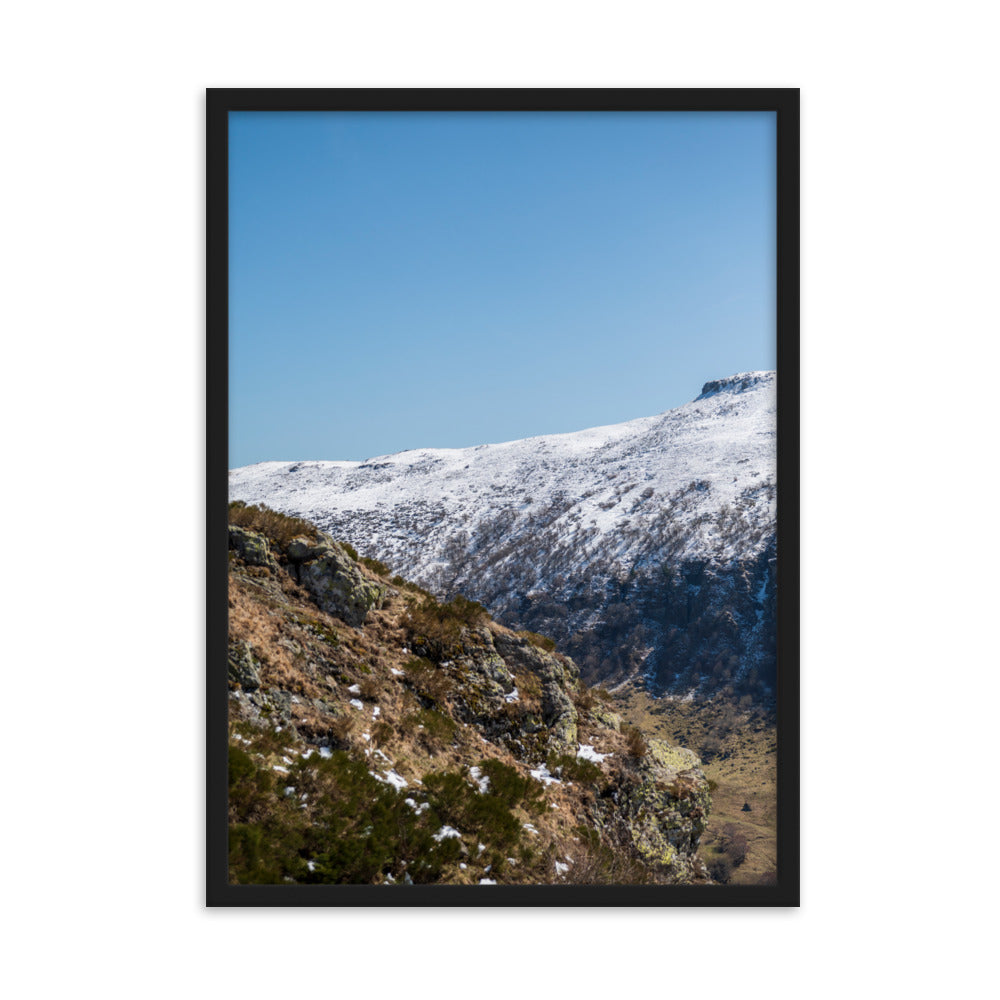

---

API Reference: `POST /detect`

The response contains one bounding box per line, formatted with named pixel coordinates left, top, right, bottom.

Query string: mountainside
left=227, top=504, right=711, bottom=885
left=229, top=371, right=776, bottom=699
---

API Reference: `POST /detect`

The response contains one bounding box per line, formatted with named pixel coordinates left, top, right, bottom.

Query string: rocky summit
left=229, top=371, right=776, bottom=699
left=227, top=503, right=711, bottom=886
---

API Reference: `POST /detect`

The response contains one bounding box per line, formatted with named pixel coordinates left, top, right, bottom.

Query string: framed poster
left=207, top=88, right=799, bottom=906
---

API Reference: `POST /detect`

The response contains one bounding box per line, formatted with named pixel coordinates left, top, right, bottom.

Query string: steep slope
left=229, top=372, right=776, bottom=699
left=227, top=504, right=712, bottom=886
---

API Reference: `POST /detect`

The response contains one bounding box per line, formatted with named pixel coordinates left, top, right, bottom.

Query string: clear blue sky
left=229, top=111, right=775, bottom=467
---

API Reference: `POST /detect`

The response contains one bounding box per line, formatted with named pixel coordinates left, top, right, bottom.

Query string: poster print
left=207, top=89, right=799, bottom=906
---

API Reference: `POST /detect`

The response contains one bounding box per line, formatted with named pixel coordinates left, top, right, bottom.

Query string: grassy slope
left=613, top=685, right=777, bottom=885
left=227, top=545, right=705, bottom=885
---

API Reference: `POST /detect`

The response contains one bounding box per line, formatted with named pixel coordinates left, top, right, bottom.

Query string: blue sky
left=230, top=111, right=775, bottom=466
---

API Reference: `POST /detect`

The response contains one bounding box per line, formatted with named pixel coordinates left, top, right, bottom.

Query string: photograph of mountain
left=212, top=91, right=797, bottom=901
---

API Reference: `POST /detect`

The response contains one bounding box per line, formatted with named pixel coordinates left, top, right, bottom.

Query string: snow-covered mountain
left=229, top=371, right=777, bottom=699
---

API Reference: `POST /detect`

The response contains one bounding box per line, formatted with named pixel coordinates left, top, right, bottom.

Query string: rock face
left=226, top=507, right=712, bottom=886
left=227, top=639, right=261, bottom=692
left=492, top=632, right=579, bottom=752
left=229, top=372, right=777, bottom=700
left=229, top=526, right=387, bottom=627
left=228, top=525, right=278, bottom=570
left=297, top=544, right=386, bottom=627
left=607, top=740, right=711, bottom=875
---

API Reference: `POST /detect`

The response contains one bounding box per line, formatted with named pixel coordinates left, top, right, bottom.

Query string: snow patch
left=530, top=764, right=562, bottom=785
left=577, top=744, right=610, bottom=764
left=370, top=769, right=408, bottom=791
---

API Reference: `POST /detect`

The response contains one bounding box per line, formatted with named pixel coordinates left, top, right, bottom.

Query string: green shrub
left=404, top=706, right=457, bottom=744
left=228, top=501, right=317, bottom=546
left=392, top=575, right=433, bottom=597
left=546, top=752, right=603, bottom=785
left=478, top=759, right=544, bottom=813
left=516, top=630, right=556, bottom=652
left=422, top=765, right=527, bottom=850
left=403, top=657, right=454, bottom=706
left=404, top=594, right=488, bottom=649
left=360, top=555, right=390, bottom=576
left=339, top=541, right=359, bottom=561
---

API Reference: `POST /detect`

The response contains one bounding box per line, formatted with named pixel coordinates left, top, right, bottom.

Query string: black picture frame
left=207, top=87, right=799, bottom=907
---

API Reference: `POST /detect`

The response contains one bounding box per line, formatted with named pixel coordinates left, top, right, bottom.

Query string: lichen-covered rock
left=492, top=632, right=578, bottom=752
left=449, top=629, right=516, bottom=722
left=228, top=525, right=277, bottom=570
left=601, top=738, right=710, bottom=878
left=228, top=639, right=261, bottom=691
left=298, top=544, right=386, bottom=627
left=285, top=535, right=329, bottom=562
left=591, top=703, right=622, bottom=732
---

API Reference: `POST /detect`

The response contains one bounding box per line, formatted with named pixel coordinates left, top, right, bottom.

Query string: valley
left=615, top=685, right=777, bottom=884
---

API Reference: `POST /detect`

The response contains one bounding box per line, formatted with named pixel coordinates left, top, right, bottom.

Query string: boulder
left=298, top=545, right=386, bottom=627
left=228, top=525, right=277, bottom=570
left=286, top=535, right=330, bottom=563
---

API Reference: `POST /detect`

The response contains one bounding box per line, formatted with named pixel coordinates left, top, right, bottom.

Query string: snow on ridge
left=695, top=370, right=774, bottom=401
left=229, top=372, right=776, bottom=581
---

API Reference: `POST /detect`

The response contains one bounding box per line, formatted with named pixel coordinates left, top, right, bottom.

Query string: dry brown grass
left=511, top=672, right=543, bottom=714
left=229, top=501, right=318, bottom=546
left=229, top=578, right=319, bottom=699
left=228, top=550, right=720, bottom=886
left=622, top=724, right=649, bottom=759
left=515, top=630, right=557, bottom=652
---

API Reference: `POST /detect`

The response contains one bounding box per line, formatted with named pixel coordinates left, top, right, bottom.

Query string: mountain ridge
left=230, top=372, right=776, bottom=698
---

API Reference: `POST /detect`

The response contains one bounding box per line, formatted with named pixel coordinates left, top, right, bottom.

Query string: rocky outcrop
left=492, top=632, right=578, bottom=752
left=297, top=545, right=386, bottom=627
left=226, top=505, right=712, bottom=886
left=228, top=525, right=278, bottom=570
left=603, top=740, right=711, bottom=876
left=227, top=639, right=261, bottom=691
left=228, top=526, right=386, bottom=627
